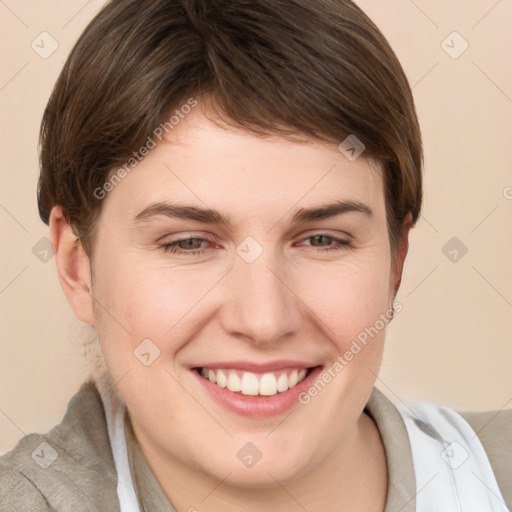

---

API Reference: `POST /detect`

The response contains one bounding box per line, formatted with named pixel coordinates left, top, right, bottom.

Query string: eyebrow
left=132, top=199, right=373, bottom=227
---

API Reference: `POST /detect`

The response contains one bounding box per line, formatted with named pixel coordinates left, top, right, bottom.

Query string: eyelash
left=160, top=234, right=352, bottom=255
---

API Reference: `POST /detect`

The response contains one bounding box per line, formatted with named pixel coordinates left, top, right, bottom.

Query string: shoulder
left=0, top=378, right=120, bottom=511
left=0, top=464, right=53, bottom=511
left=459, top=406, right=512, bottom=506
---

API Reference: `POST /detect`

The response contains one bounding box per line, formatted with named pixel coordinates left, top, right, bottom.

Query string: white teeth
left=200, top=367, right=310, bottom=396
left=227, top=372, right=241, bottom=392
left=241, top=372, right=259, bottom=395
left=259, top=373, right=278, bottom=396
left=216, top=370, right=227, bottom=388
left=276, top=373, right=289, bottom=392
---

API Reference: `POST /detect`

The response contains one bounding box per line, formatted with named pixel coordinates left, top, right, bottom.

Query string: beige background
left=1, top=0, right=511, bottom=455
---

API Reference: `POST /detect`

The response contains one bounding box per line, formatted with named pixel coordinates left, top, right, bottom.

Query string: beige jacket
left=1, top=378, right=510, bottom=511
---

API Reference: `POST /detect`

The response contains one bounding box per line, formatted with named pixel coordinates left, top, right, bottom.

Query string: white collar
left=396, top=400, right=508, bottom=511
left=97, top=376, right=143, bottom=512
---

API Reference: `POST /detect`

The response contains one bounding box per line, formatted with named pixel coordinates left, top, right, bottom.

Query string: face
left=61, top=104, right=406, bottom=488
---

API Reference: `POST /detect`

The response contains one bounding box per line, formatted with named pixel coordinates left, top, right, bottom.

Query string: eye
left=297, top=234, right=352, bottom=252
left=161, top=237, right=213, bottom=255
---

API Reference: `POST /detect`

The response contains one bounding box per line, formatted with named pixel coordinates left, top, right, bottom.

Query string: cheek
left=298, top=256, right=392, bottom=345
left=104, top=260, right=215, bottom=342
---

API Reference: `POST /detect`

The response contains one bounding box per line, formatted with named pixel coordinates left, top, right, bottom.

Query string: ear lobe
left=390, top=212, right=412, bottom=300
left=49, top=206, right=95, bottom=325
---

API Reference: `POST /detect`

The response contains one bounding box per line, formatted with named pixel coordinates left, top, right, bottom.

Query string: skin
left=50, top=102, right=411, bottom=512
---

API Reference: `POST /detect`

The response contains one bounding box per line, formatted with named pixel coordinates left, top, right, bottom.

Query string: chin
left=213, top=461, right=305, bottom=489
left=192, top=443, right=313, bottom=490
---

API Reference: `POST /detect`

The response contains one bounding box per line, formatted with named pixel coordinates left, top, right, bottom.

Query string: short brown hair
left=37, top=0, right=423, bottom=258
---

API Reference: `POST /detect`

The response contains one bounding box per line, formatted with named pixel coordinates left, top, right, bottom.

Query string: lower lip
left=192, top=366, right=324, bottom=418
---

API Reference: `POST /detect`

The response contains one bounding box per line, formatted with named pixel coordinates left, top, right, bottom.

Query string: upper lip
left=192, top=360, right=320, bottom=373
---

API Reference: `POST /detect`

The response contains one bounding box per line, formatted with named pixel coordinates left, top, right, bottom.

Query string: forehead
left=101, top=106, right=386, bottom=223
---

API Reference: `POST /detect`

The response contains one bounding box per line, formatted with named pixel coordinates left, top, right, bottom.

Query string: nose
left=218, top=247, right=303, bottom=347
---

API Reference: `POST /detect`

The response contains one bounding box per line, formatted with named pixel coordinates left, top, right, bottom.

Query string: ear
left=389, top=212, right=413, bottom=301
left=49, top=206, right=95, bottom=325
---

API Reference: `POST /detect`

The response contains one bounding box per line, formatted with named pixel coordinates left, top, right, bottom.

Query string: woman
left=0, top=0, right=510, bottom=510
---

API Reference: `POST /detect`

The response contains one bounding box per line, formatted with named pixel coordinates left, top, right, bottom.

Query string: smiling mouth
left=194, top=366, right=318, bottom=397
